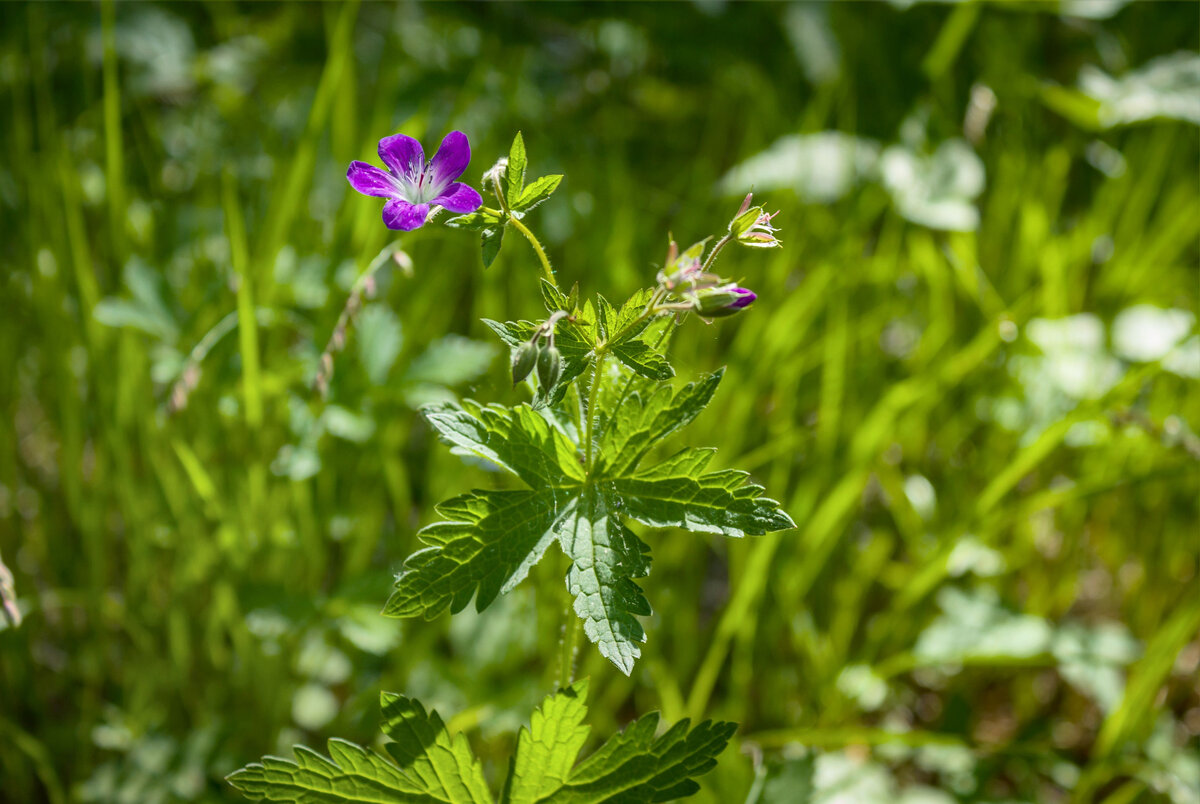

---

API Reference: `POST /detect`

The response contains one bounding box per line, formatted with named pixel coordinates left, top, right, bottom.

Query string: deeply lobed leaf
left=230, top=680, right=734, bottom=804
left=501, top=680, right=591, bottom=804
left=542, top=714, right=738, bottom=803
left=423, top=401, right=584, bottom=487
left=557, top=489, right=652, bottom=675
left=383, top=489, right=564, bottom=618
left=613, top=448, right=796, bottom=538
left=595, top=370, right=723, bottom=478
left=389, top=350, right=792, bottom=674
left=380, top=693, right=492, bottom=803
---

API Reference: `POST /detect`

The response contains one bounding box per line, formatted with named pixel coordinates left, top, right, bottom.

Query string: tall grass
left=0, top=2, right=1196, bottom=802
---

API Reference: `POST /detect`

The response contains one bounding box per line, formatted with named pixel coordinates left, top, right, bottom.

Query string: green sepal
left=729, top=205, right=764, bottom=237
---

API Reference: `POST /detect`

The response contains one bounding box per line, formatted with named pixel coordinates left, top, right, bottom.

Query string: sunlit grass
left=0, top=2, right=1197, bottom=802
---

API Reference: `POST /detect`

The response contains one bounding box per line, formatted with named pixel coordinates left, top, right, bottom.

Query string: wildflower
left=727, top=192, right=782, bottom=249
left=692, top=284, right=757, bottom=318
left=346, top=131, right=483, bottom=231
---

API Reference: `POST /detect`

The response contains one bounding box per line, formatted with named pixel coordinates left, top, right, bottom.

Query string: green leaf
left=227, top=740, right=441, bottom=803
left=557, top=489, right=652, bottom=675
left=610, top=339, right=673, bottom=382
left=403, top=335, right=496, bottom=387
left=445, top=209, right=503, bottom=231
left=596, top=370, right=723, bottom=477
left=230, top=679, right=733, bottom=804
left=612, top=448, right=796, bottom=538
left=506, top=132, right=527, bottom=208
left=357, top=303, right=403, bottom=386
left=380, top=693, right=492, bottom=803
left=482, top=227, right=505, bottom=269
left=395, top=361, right=790, bottom=674
left=500, top=681, right=591, bottom=804
left=423, top=401, right=584, bottom=487
left=228, top=695, right=492, bottom=804
left=514, top=174, right=562, bottom=213
left=542, top=713, right=738, bottom=803
left=383, top=489, right=565, bottom=618
left=597, top=290, right=672, bottom=380
left=540, top=278, right=572, bottom=314
left=93, top=258, right=180, bottom=342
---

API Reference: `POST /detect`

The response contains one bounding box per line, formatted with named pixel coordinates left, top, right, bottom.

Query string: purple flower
left=727, top=287, right=757, bottom=308
left=692, top=284, right=757, bottom=318
left=346, top=131, right=483, bottom=231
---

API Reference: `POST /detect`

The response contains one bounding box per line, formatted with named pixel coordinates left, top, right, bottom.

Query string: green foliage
left=450, top=132, right=563, bottom=270
left=387, top=365, right=793, bottom=674
left=482, top=229, right=505, bottom=270
left=515, top=175, right=564, bottom=214
left=505, top=133, right=528, bottom=211
left=229, top=680, right=734, bottom=803
left=2, top=3, right=1198, bottom=803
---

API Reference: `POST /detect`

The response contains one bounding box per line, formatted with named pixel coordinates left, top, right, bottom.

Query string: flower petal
left=431, top=182, right=483, bottom=214
left=427, top=130, right=471, bottom=192
left=347, top=161, right=401, bottom=198
left=378, top=134, right=424, bottom=181
left=382, top=199, right=429, bottom=231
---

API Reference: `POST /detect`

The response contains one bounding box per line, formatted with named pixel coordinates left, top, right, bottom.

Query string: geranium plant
left=229, top=132, right=795, bottom=803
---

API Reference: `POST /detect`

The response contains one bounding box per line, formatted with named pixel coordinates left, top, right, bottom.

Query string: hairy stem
left=701, top=232, right=733, bottom=273
left=584, top=352, right=607, bottom=472
left=558, top=599, right=581, bottom=689
left=598, top=287, right=667, bottom=352
left=480, top=204, right=556, bottom=287
left=509, top=215, right=557, bottom=287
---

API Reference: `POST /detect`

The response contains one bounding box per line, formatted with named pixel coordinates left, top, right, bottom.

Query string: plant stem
left=584, top=352, right=607, bottom=472
left=509, top=215, right=557, bottom=287
left=480, top=204, right=557, bottom=288
left=558, top=600, right=581, bottom=689
left=598, top=287, right=667, bottom=352
left=701, top=232, right=733, bottom=273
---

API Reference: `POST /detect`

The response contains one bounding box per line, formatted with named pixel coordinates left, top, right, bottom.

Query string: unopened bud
left=536, top=344, right=563, bottom=390
left=693, top=284, right=757, bottom=318
left=482, top=158, right=508, bottom=198
left=512, top=342, right=538, bottom=386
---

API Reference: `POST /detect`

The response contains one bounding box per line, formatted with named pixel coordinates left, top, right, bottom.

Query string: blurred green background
left=1, top=1, right=1198, bottom=802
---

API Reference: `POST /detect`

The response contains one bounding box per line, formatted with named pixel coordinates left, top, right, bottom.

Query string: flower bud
left=693, top=284, right=757, bottom=318
left=511, top=342, right=539, bottom=386
left=482, top=157, right=508, bottom=197
left=536, top=344, right=563, bottom=390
